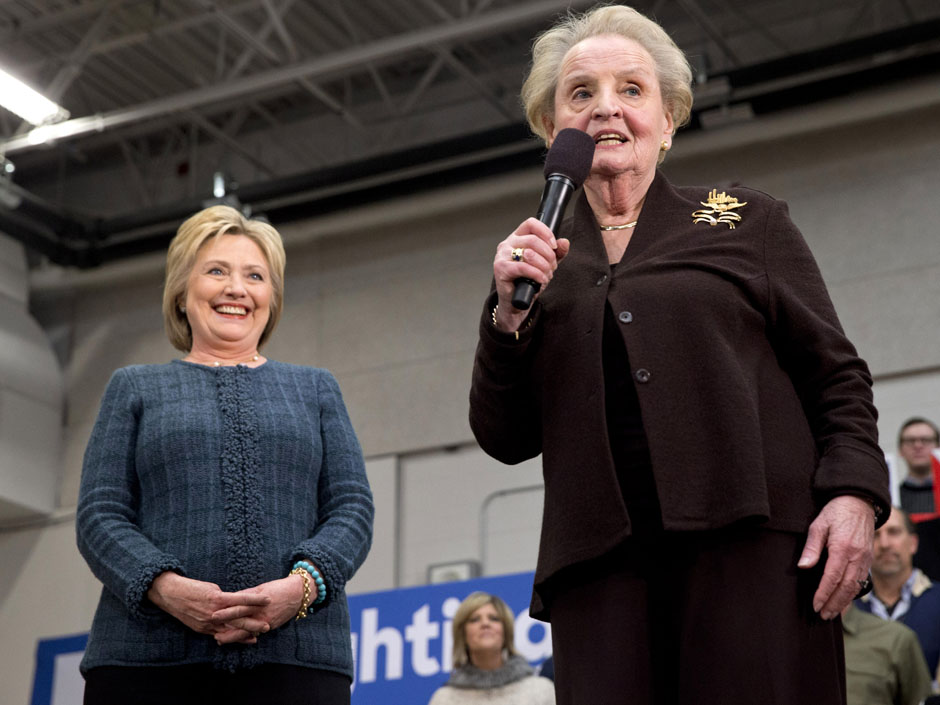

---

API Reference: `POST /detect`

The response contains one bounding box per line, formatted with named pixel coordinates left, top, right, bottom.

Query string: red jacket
left=470, top=172, right=890, bottom=618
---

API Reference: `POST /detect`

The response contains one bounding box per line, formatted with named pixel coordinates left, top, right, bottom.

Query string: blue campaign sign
left=30, top=633, right=88, bottom=705
left=31, top=571, right=550, bottom=705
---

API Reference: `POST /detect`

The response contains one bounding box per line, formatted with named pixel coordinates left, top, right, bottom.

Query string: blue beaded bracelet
left=293, top=560, right=327, bottom=605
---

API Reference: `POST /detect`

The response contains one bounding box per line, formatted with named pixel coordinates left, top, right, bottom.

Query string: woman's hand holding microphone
left=492, top=217, right=569, bottom=333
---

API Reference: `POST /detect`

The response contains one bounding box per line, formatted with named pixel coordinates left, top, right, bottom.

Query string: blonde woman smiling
left=428, top=592, right=554, bottom=705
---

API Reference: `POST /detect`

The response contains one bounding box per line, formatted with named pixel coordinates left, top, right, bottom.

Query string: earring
left=661, top=141, right=670, bottom=151
left=179, top=305, right=186, bottom=313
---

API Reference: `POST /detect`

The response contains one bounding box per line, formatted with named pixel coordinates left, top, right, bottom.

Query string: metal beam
left=149, top=127, right=188, bottom=202
left=723, top=0, right=789, bottom=55
left=0, top=0, right=254, bottom=57
left=435, top=49, right=515, bottom=121
left=297, top=79, right=364, bottom=129
left=259, top=0, right=298, bottom=59
left=0, top=0, right=113, bottom=43
left=328, top=3, right=396, bottom=115
left=246, top=101, right=323, bottom=166
left=227, top=1, right=295, bottom=79
left=400, top=54, right=447, bottom=115
left=676, top=0, right=743, bottom=67
left=395, top=0, right=506, bottom=117
left=840, top=0, right=877, bottom=42
left=187, top=111, right=278, bottom=177
left=413, top=0, right=454, bottom=23
left=44, top=0, right=119, bottom=102
left=226, top=0, right=299, bottom=80
left=895, top=0, right=915, bottom=23
left=118, top=139, right=153, bottom=206
left=1, top=0, right=594, bottom=154
left=188, top=0, right=282, bottom=63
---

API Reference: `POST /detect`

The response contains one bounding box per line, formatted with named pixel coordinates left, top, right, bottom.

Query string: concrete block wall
left=0, top=234, right=63, bottom=520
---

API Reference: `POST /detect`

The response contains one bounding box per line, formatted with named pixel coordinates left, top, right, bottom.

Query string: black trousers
left=83, top=663, right=351, bottom=705
left=548, top=527, right=846, bottom=705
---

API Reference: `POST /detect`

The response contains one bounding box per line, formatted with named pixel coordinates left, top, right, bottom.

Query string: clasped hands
left=148, top=571, right=308, bottom=645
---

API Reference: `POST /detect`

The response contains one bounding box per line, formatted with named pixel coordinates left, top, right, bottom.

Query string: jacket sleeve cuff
left=477, top=292, right=541, bottom=364
left=813, top=442, right=892, bottom=528
left=126, top=558, right=186, bottom=620
left=291, top=547, right=341, bottom=611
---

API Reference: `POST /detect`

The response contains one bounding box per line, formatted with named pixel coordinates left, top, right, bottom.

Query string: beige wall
left=2, top=78, right=940, bottom=702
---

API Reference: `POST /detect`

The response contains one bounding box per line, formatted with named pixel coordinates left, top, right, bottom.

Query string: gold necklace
left=185, top=353, right=261, bottom=367
left=599, top=220, right=638, bottom=231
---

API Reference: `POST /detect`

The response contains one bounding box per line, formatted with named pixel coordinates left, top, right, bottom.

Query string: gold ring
left=510, top=247, right=524, bottom=262
left=855, top=575, right=873, bottom=597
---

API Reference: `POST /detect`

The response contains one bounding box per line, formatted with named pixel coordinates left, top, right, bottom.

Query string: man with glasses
left=897, top=418, right=940, bottom=516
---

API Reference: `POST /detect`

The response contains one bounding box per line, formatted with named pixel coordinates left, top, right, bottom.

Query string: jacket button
left=635, top=368, right=651, bottom=383
left=596, top=274, right=608, bottom=286
left=618, top=311, right=633, bottom=323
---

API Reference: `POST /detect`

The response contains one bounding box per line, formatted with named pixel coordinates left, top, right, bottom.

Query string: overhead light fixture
left=213, top=171, right=227, bottom=199
left=26, top=124, right=59, bottom=146
left=202, top=171, right=243, bottom=211
left=0, top=66, right=69, bottom=126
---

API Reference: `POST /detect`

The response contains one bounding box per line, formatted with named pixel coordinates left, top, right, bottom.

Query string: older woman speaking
left=469, top=6, right=890, bottom=704
left=77, top=206, right=373, bottom=705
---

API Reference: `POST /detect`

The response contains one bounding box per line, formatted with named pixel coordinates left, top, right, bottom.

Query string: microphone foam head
left=543, top=128, right=596, bottom=187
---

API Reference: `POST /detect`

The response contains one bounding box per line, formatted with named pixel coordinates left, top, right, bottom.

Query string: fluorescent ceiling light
left=0, top=66, right=69, bottom=126
left=26, top=124, right=59, bottom=145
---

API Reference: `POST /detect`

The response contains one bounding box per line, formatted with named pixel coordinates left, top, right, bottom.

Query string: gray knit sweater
left=428, top=656, right=556, bottom=705
left=76, top=360, right=374, bottom=677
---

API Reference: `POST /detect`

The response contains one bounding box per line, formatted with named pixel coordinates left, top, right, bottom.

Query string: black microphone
left=511, top=128, right=595, bottom=310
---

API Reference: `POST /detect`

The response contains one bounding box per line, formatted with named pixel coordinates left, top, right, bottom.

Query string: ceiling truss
left=0, top=0, right=937, bottom=266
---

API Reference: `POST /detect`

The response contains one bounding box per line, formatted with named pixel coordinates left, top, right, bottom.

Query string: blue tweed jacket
left=76, top=360, right=374, bottom=676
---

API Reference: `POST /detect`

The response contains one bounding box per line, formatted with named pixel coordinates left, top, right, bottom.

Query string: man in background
left=855, top=506, right=940, bottom=683
left=843, top=602, right=931, bottom=705
left=897, top=418, right=940, bottom=515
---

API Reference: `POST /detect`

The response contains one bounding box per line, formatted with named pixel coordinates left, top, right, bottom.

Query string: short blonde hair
left=522, top=4, right=693, bottom=146
left=451, top=592, right=519, bottom=668
left=162, top=205, right=286, bottom=352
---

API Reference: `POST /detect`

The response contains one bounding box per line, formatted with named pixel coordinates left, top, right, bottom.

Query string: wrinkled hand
left=147, top=572, right=272, bottom=644
left=211, top=574, right=307, bottom=645
left=798, top=495, right=875, bottom=620
left=492, top=217, right=569, bottom=331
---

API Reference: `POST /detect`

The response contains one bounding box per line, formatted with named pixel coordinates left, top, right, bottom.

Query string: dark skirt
left=548, top=526, right=846, bottom=705
left=83, top=663, right=351, bottom=705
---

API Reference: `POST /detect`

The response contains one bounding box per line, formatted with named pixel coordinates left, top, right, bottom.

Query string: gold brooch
left=692, top=189, right=747, bottom=229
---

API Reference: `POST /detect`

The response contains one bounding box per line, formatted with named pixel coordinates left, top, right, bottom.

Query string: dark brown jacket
left=470, top=172, right=890, bottom=617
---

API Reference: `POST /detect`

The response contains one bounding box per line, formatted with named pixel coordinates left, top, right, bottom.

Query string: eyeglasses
left=900, top=436, right=939, bottom=447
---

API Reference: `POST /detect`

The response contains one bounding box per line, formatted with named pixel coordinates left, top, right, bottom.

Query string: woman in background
left=77, top=205, right=373, bottom=704
left=428, top=592, right=554, bottom=705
